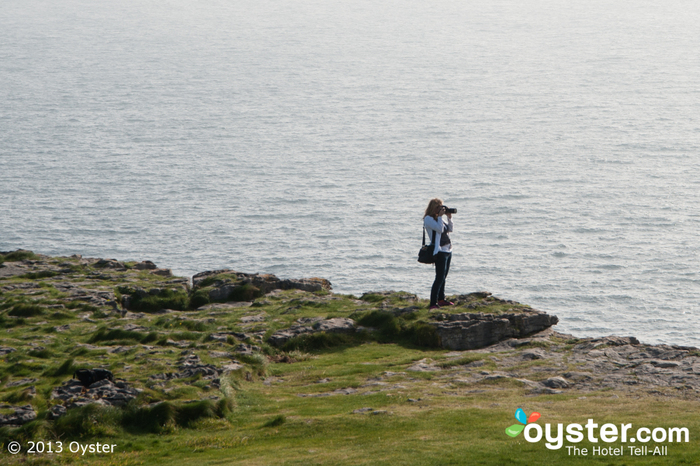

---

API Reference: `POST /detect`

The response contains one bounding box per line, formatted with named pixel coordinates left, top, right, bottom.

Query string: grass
left=0, top=250, right=40, bottom=263
left=2, top=252, right=700, bottom=465
left=130, top=290, right=190, bottom=312
left=7, top=303, right=45, bottom=317
left=88, top=328, right=161, bottom=345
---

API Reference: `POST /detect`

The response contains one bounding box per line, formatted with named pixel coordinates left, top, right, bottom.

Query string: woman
left=423, top=198, right=455, bottom=310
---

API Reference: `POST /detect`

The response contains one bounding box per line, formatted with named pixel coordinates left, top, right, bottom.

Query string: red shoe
left=438, top=300, right=454, bottom=306
left=429, top=305, right=440, bottom=311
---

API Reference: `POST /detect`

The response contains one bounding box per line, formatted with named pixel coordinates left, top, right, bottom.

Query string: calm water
left=2, top=0, right=699, bottom=346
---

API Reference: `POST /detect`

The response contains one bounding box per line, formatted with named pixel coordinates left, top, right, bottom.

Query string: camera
left=444, top=206, right=457, bottom=214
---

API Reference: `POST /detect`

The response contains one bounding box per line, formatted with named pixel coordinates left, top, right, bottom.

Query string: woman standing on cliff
left=423, top=198, right=455, bottom=310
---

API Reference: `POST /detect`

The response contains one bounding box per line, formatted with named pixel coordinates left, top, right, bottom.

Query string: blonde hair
left=424, top=198, right=443, bottom=220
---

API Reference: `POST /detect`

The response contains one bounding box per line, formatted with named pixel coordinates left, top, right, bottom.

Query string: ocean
left=2, top=0, right=699, bottom=346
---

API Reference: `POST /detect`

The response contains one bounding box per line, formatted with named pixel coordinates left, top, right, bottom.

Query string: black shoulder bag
left=417, top=228, right=437, bottom=264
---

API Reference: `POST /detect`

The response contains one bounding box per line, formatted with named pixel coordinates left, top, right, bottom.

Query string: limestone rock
left=6, top=378, right=37, bottom=388
left=94, top=259, right=127, bottom=271
left=47, top=405, right=67, bottom=420
left=234, top=344, right=261, bottom=355
left=193, top=270, right=332, bottom=301
left=150, top=352, right=227, bottom=384
left=522, top=348, right=546, bottom=360
left=267, top=318, right=355, bottom=347
left=50, top=379, right=140, bottom=412
left=542, top=377, right=570, bottom=389
left=134, top=261, right=157, bottom=270
left=406, top=358, right=440, bottom=372
left=432, top=311, right=558, bottom=351
left=0, top=404, right=36, bottom=427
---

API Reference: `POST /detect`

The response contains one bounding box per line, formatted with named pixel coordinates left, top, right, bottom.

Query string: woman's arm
left=424, top=216, right=444, bottom=255
left=423, top=216, right=441, bottom=232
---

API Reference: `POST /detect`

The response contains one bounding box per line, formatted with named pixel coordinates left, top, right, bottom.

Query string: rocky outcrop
left=50, top=378, right=141, bottom=413
left=149, top=351, right=242, bottom=387
left=0, top=404, right=36, bottom=427
left=267, top=317, right=356, bottom=347
left=432, top=310, right=559, bottom=350
left=193, top=270, right=332, bottom=300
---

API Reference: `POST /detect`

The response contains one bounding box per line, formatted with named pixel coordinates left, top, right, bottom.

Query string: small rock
left=6, top=378, right=38, bottom=388
left=542, top=377, right=570, bottom=389
left=407, top=359, right=440, bottom=372
left=240, top=314, right=266, bottom=323
left=651, top=361, right=680, bottom=369
left=48, top=405, right=67, bottom=420
left=530, top=387, right=563, bottom=395
left=522, top=349, right=545, bottom=360
left=353, top=407, right=374, bottom=414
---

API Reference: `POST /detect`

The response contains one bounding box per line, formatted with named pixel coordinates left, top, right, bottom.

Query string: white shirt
left=423, top=215, right=453, bottom=255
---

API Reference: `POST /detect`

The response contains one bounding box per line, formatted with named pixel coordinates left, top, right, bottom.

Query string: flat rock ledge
left=432, top=310, right=559, bottom=350
left=267, top=317, right=356, bottom=347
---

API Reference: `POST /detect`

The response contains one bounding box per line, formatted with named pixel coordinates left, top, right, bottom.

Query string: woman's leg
left=437, top=252, right=451, bottom=301
left=430, top=252, right=448, bottom=306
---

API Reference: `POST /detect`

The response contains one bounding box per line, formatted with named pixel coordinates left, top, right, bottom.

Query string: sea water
left=2, top=0, right=699, bottom=346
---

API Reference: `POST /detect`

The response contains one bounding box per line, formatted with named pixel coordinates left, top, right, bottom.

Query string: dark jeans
left=430, top=251, right=451, bottom=306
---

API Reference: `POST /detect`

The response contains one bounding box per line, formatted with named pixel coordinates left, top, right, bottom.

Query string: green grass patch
left=189, top=289, right=210, bottom=309
left=27, top=348, right=52, bottom=359
left=170, top=331, right=203, bottom=341
left=355, top=310, right=440, bottom=348
left=43, top=358, right=78, bottom=377
left=0, top=250, right=40, bottom=262
left=437, top=354, right=487, bottom=369
left=88, top=327, right=160, bottom=345
left=229, top=284, right=264, bottom=302
left=18, top=270, right=59, bottom=280
left=281, top=332, right=357, bottom=352
left=0, top=314, right=27, bottom=328
left=118, top=287, right=190, bottom=312
left=262, top=414, right=286, bottom=428
left=7, top=303, right=45, bottom=317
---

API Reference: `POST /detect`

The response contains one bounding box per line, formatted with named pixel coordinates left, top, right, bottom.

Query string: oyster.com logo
left=506, top=408, right=541, bottom=437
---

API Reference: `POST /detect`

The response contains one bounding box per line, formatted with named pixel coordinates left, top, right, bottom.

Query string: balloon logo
left=505, top=408, right=541, bottom=437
